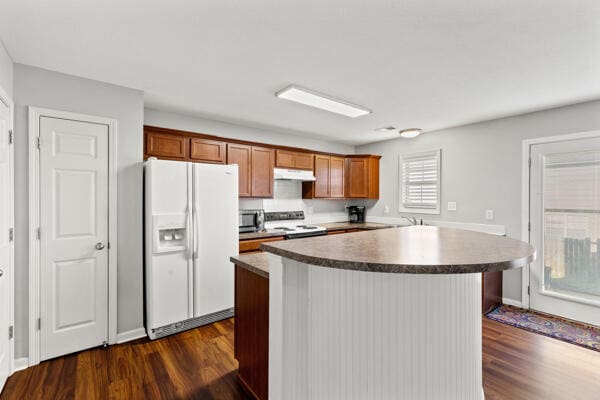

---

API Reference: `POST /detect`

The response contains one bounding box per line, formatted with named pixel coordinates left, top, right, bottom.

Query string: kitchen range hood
left=274, top=168, right=316, bottom=181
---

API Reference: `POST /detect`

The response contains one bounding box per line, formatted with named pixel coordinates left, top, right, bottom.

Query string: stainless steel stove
left=264, top=211, right=327, bottom=239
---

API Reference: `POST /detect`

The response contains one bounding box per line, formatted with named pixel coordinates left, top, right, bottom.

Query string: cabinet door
left=251, top=146, right=275, bottom=197
left=239, top=236, right=284, bottom=253
left=347, top=158, right=369, bottom=198
left=190, top=138, right=226, bottom=163
left=314, top=155, right=331, bottom=198
left=146, top=132, right=188, bottom=160
left=294, top=152, right=314, bottom=170
left=330, top=156, right=345, bottom=198
left=275, top=149, right=295, bottom=168
left=227, top=143, right=252, bottom=197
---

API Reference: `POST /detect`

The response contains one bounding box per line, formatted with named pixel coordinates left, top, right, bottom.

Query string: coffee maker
left=347, top=206, right=366, bottom=223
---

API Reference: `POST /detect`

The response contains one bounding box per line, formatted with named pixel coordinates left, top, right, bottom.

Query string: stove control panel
left=265, top=210, right=305, bottom=222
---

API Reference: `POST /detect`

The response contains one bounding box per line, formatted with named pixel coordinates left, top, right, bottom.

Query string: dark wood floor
left=2, top=317, right=599, bottom=399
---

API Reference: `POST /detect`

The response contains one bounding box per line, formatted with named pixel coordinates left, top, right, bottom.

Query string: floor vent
left=151, top=308, right=234, bottom=339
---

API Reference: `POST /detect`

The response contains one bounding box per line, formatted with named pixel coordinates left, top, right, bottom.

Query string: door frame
left=521, top=129, right=600, bottom=310
left=0, top=84, right=15, bottom=378
left=28, top=107, right=118, bottom=366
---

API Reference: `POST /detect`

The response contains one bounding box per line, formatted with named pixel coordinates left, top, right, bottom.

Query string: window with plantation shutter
left=399, top=149, right=441, bottom=214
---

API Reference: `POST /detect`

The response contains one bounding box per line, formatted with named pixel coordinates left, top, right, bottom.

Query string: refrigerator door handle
left=192, top=203, right=199, bottom=260
left=186, top=206, right=193, bottom=260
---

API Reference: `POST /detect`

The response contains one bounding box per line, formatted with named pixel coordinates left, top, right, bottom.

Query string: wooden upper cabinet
left=303, top=155, right=347, bottom=199
left=330, top=156, right=345, bottom=198
left=227, top=143, right=252, bottom=197
left=294, top=152, right=314, bottom=170
left=190, top=138, right=226, bottom=163
left=144, top=126, right=381, bottom=200
left=313, top=155, right=331, bottom=198
left=251, top=146, right=275, bottom=198
left=346, top=155, right=381, bottom=199
left=275, top=149, right=295, bottom=168
left=346, top=158, right=369, bottom=198
left=146, top=131, right=188, bottom=160
left=275, top=149, right=314, bottom=170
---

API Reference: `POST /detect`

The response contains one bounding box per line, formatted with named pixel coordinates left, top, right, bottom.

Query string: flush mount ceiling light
left=275, top=85, right=371, bottom=118
left=375, top=126, right=396, bottom=132
left=399, top=128, right=423, bottom=138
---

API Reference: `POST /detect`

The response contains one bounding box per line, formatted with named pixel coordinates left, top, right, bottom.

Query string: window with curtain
left=399, top=149, right=441, bottom=214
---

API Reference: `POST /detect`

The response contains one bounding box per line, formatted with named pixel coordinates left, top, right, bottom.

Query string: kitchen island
left=232, top=226, right=535, bottom=400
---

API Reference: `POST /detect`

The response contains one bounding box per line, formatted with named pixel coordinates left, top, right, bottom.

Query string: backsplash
left=239, top=180, right=358, bottom=223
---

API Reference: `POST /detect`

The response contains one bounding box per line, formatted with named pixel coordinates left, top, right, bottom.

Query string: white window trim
left=398, top=149, right=441, bottom=215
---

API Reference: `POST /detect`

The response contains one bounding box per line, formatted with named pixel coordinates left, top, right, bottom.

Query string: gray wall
left=357, top=100, right=600, bottom=303
left=0, top=40, right=13, bottom=98
left=13, top=64, right=145, bottom=358
left=145, top=108, right=355, bottom=155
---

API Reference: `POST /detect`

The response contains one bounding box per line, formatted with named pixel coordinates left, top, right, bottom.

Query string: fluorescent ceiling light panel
left=276, top=85, right=371, bottom=118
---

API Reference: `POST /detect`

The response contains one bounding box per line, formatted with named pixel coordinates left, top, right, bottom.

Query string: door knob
left=0, top=269, right=3, bottom=277
left=95, top=242, right=105, bottom=250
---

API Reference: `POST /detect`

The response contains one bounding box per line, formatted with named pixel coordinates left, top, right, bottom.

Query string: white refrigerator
left=144, top=159, right=238, bottom=339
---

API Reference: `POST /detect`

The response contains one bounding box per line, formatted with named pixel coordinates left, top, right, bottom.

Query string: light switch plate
left=485, top=209, right=494, bottom=220
left=447, top=202, right=457, bottom=211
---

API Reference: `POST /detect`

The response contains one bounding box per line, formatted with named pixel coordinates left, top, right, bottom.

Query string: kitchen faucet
left=403, top=216, right=418, bottom=225
left=402, top=216, right=425, bottom=226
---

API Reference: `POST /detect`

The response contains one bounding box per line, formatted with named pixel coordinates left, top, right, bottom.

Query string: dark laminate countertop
left=239, top=230, right=286, bottom=241
left=231, top=252, right=270, bottom=278
left=320, top=221, right=399, bottom=231
left=261, top=225, right=536, bottom=274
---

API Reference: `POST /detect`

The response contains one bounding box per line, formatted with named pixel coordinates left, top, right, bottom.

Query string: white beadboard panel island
left=261, top=226, right=536, bottom=400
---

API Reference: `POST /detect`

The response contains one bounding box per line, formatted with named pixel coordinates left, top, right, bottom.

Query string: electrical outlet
left=447, top=202, right=457, bottom=211
left=307, top=206, right=314, bottom=215
left=485, top=209, right=494, bottom=220
left=383, top=205, right=389, bottom=214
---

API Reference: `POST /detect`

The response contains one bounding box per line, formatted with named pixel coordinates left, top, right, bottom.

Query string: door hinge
left=8, top=325, right=13, bottom=340
left=9, top=227, right=13, bottom=242
left=37, top=318, right=41, bottom=331
left=527, top=286, right=530, bottom=295
left=528, top=157, right=531, bottom=168
left=8, top=129, right=13, bottom=145
left=527, top=222, right=531, bottom=232
left=37, top=227, right=41, bottom=240
left=36, top=136, right=41, bottom=149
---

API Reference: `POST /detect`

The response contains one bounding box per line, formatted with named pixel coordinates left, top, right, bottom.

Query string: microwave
left=239, top=209, right=265, bottom=233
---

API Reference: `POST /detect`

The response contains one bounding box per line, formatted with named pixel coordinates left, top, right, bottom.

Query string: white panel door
left=530, top=136, right=600, bottom=326
left=39, top=116, right=109, bottom=361
left=0, top=98, right=12, bottom=392
left=192, top=163, right=238, bottom=317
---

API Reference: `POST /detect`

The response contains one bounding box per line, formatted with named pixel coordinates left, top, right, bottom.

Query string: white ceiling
left=1, top=0, right=599, bottom=145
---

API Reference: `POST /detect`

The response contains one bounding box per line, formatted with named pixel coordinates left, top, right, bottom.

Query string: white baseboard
left=502, top=298, right=523, bottom=309
left=14, top=357, right=29, bottom=372
left=116, top=327, right=147, bottom=344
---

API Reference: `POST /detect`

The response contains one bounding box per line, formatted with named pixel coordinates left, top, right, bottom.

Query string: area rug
left=486, top=305, right=600, bottom=352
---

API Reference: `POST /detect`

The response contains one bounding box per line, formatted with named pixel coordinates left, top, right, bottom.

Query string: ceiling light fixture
left=399, top=128, right=423, bottom=138
left=375, top=126, right=396, bottom=132
left=276, top=85, right=371, bottom=118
